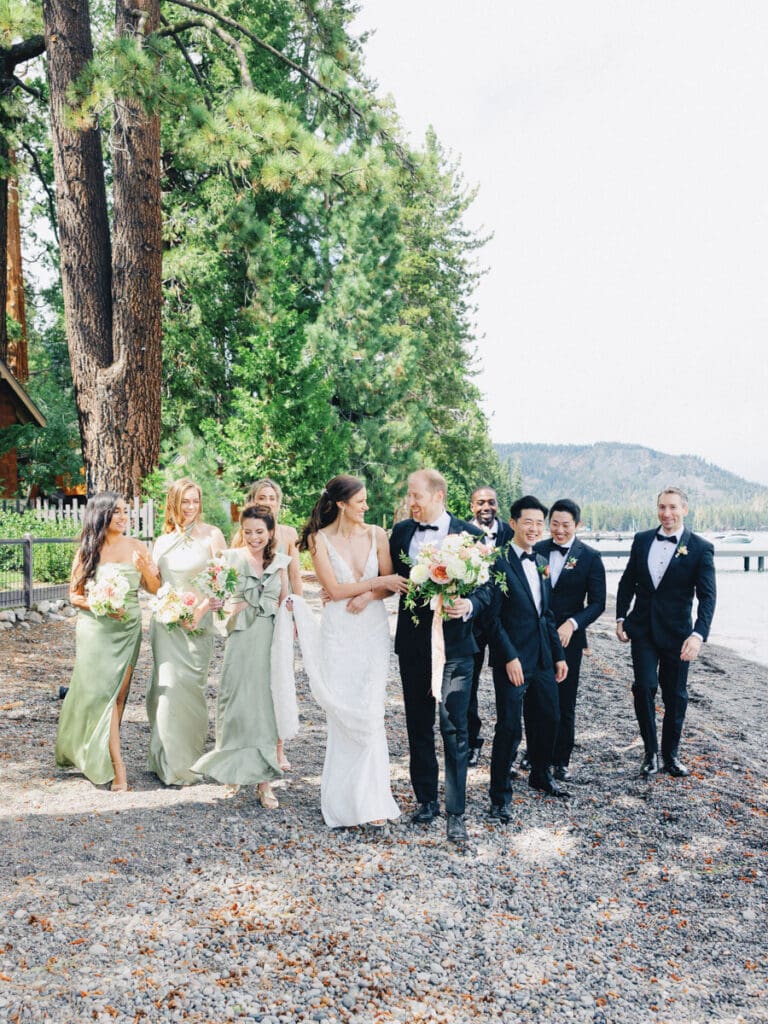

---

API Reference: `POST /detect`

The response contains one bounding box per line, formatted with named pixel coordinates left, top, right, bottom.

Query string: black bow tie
left=416, top=523, right=439, bottom=532
left=551, top=543, right=570, bottom=556
left=656, top=533, right=678, bottom=544
left=520, top=551, right=536, bottom=562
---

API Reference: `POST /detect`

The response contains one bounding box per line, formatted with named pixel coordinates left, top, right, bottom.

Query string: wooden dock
left=595, top=546, right=768, bottom=572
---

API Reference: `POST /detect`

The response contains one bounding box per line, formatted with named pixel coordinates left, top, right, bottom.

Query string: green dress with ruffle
left=192, top=548, right=290, bottom=785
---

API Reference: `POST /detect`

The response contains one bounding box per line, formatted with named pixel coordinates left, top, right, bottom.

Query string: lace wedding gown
left=313, top=530, right=400, bottom=827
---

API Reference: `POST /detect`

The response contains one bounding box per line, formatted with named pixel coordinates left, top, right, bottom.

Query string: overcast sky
left=354, top=2, right=768, bottom=486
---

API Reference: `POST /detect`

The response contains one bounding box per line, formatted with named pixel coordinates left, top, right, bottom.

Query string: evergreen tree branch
left=4, top=36, right=46, bottom=69
left=156, top=17, right=252, bottom=89
left=10, top=75, right=44, bottom=101
left=20, top=140, right=59, bottom=245
left=157, top=16, right=212, bottom=107
left=163, top=0, right=364, bottom=117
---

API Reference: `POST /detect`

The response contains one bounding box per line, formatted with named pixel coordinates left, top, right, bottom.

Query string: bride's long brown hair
left=298, top=475, right=364, bottom=553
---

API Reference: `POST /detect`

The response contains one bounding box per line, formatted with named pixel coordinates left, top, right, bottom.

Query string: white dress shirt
left=548, top=541, right=579, bottom=630
left=471, top=516, right=500, bottom=548
left=408, top=509, right=451, bottom=562
left=648, top=530, right=679, bottom=589
left=548, top=542, right=571, bottom=588
left=512, top=541, right=541, bottom=614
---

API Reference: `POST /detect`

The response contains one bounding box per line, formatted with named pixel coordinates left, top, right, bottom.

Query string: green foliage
left=0, top=290, right=83, bottom=496
left=0, top=510, right=78, bottom=581
left=16, top=0, right=507, bottom=530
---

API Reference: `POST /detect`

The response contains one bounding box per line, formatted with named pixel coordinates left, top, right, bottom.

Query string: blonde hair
left=163, top=478, right=203, bottom=533
left=246, top=478, right=283, bottom=511
left=411, top=469, right=448, bottom=499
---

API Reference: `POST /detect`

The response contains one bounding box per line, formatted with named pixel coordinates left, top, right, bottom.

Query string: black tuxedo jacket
left=472, top=518, right=514, bottom=647
left=488, top=549, right=565, bottom=675
left=390, top=514, right=491, bottom=661
left=616, top=527, right=716, bottom=649
left=533, top=537, right=607, bottom=652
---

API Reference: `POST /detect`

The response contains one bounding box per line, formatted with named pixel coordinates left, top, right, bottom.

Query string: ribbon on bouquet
left=429, top=593, right=446, bottom=702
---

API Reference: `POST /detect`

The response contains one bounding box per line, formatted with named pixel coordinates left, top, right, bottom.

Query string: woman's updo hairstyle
left=298, top=475, right=364, bottom=552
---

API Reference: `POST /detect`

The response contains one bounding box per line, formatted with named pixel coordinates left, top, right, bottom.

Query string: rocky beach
left=1, top=589, right=766, bottom=1024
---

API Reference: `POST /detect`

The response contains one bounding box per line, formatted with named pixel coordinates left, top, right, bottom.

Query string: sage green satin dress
left=192, top=549, right=289, bottom=785
left=146, top=532, right=215, bottom=785
left=55, top=563, right=142, bottom=786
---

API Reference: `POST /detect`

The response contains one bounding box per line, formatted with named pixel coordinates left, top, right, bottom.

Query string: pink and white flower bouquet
left=149, top=583, right=200, bottom=633
left=85, top=568, right=131, bottom=617
left=404, top=531, right=495, bottom=620
left=194, top=557, right=239, bottom=619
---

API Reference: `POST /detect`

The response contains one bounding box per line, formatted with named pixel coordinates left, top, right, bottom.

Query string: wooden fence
left=0, top=497, right=155, bottom=539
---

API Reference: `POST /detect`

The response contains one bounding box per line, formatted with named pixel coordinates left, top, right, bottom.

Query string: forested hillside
left=495, top=442, right=768, bottom=530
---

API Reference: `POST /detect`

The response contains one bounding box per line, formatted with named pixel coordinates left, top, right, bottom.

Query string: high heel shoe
left=257, top=783, right=279, bottom=809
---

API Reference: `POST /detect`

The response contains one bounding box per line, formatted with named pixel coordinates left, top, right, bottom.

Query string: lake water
left=594, top=532, right=768, bottom=667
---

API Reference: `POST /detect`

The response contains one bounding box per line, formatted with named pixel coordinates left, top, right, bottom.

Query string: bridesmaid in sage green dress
left=56, top=493, right=160, bottom=791
left=243, top=477, right=303, bottom=771
left=146, top=478, right=226, bottom=786
left=192, top=505, right=289, bottom=808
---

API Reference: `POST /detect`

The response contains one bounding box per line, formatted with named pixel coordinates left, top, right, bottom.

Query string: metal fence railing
left=0, top=537, right=76, bottom=609
left=0, top=498, right=156, bottom=611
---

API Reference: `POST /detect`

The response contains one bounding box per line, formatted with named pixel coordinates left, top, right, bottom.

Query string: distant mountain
left=495, top=442, right=768, bottom=506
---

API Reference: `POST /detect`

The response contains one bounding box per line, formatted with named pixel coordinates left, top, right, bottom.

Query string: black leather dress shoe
left=489, top=803, right=512, bottom=823
left=508, top=765, right=521, bottom=780
left=467, top=747, right=481, bottom=768
left=446, top=813, right=467, bottom=843
left=528, top=773, right=570, bottom=798
left=552, top=765, right=572, bottom=782
left=640, top=753, right=659, bottom=777
left=411, top=800, right=440, bottom=824
left=519, top=753, right=531, bottom=772
left=663, top=757, right=690, bottom=778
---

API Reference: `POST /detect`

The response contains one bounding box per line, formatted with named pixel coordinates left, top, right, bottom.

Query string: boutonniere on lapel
left=675, top=544, right=688, bottom=559
left=564, top=556, right=578, bottom=571
left=537, top=562, right=550, bottom=579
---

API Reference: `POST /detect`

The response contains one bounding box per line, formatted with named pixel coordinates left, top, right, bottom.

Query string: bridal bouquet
left=194, top=557, right=239, bottom=619
left=404, top=531, right=495, bottom=621
left=149, top=583, right=200, bottom=633
left=86, top=568, right=131, bottom=617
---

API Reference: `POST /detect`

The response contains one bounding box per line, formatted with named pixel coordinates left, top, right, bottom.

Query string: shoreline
left=0, top=592, right=766, bottom=1023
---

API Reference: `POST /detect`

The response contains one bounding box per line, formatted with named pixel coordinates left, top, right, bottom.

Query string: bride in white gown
left=298, top=475, right=407, bottom=827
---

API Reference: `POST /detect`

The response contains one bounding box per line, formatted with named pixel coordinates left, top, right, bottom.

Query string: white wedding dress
left=310, top=530, right=400, bottom=827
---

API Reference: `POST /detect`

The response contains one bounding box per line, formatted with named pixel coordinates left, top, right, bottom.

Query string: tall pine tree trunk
left=0, top=154, right=7, bottom=365
left=43, top=0, right=161, bottom=497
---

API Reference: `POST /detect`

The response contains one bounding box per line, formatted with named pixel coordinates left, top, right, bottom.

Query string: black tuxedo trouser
left=399, top=654, right=473, bottom=816
left=630, top=638, right=690, bottom=759
left=552, top=644, right=584, bottom=767
left=489, top=663, right=559, bottom=806
left=467, top=644, right=487, bottom=750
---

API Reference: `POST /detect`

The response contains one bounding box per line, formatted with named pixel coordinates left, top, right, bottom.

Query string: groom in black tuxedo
left=487, top=495, right=569, bottom=818
left=467, top=485, right=513, bottom=768
left=390, top=469, right=491, bottom=844
left=616, top=487, right=716, bottom=778
left=534, top=498, right=606, bottom=781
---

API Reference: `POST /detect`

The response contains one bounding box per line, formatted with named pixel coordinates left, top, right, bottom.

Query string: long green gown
left=192, top=548, right=290, bottom=785
left=55, top=563, right=142, bottom=786
left=146, top=531, right=215, bottom=785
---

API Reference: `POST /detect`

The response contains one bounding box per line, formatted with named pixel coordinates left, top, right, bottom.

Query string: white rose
left=445, top=556, right=468, bottom=581
left=410, top=563, right=430, bottom=585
